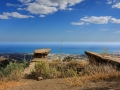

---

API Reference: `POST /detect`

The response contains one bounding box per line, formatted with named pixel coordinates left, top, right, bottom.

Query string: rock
left=0, top=57, right=16, bottom=68
left=85, top=51, right=120, bottom=69
left=38, top=77, right=43, bottom=81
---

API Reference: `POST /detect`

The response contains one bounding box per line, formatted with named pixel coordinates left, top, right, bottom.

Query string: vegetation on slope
left=0, top=60, right=27, bottom=81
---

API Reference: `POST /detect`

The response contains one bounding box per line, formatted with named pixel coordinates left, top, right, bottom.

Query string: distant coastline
left=0, top=42, right=120, bottom=54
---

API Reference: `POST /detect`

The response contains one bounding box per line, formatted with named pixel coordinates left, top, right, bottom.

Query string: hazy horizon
left=1, top=42, right=120, bottom=45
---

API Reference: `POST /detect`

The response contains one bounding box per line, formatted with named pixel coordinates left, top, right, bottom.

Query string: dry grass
left=1, top=59, right=120, bottom=90
left=63, top=64, right=120, bottom=86
left=28, top=60, right=89, bottom=79
left=2, top=59, right=118, bottom=88
left=0, top=62, right=26, bottom=81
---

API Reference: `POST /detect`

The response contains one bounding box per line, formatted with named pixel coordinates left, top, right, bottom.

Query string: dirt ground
left=1, top=78, right=120, bottom=90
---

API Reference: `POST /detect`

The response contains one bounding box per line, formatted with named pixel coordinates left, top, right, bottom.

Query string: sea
left=0, top=42, right=120, bottom=55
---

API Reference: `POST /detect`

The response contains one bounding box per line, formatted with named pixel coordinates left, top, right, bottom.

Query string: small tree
left=63, top=56, right=73, bottom=62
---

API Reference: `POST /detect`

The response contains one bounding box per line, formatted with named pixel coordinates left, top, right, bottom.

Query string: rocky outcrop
left=85, top=51, right=120, bottom=68
left=0, top=57, right=16, bottom=67
left=0, top=57, right=9, bottom=67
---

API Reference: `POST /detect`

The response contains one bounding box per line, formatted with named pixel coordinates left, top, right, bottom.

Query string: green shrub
left=67, top=60, right=79, bottom=71
left=0, top=62, right=25, bottom=81
left=30, top=60, right=86, bottom=79
left=34, top=61, right=50, bottom=78
left=65, top=69, right=77, bottom=77
left=63, top=56, right=73, bottom=62
left=22, top=55, right=29, bottom=68
left=49, top=67, right=61, bottom=78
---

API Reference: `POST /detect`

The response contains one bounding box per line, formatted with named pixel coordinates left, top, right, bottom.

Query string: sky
left=0, top=0, right=120, bottom=43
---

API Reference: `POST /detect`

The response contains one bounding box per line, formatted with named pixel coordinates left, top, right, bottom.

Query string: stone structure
left=34, top=49, right=51, bottom=58
left=85, top=51, right=120, bottom=68
left=24, top=48, right=51, bottom=75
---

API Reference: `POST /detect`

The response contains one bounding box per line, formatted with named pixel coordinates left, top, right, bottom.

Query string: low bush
left=30, top=60, right=88, bottom=79
left=63, top=56, right=73, bottom=62
left=64, top=64, right=120, bottom=86
left=81, top=64, right=120, bottom=80
left=26, top=59, right=120, bottom=86
left=0, top=62, right=25, bottom=81
left=34, top=61, right=50, bottom=78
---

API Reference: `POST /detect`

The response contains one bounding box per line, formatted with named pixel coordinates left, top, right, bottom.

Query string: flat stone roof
left=34, top=48, right=51, bottom=54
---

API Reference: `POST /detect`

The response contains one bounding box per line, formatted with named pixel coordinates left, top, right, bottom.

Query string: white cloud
left=100, top=29, right=109, bottom=31
left=67, top=30, right=74, bottom=33
left=107, top=0, right=112, bottom=4
left=6, top=3, right=15, bottom=7
left=67, top=8, right=73, bottom=11
left=110, top=18, right=120, bottom=24
left=18, top=8, right=23, bottom=10
left=26, top=3, right=58, bottom=15
left=0, top=15, right=9, bottom=19
left=17, top=0, right=84, bottom=16
left=113, top=0, right=115, bottom=2
left=18, top=0, right=33, bottom=3
left=6, top=3, right=22, bottom=7
left=71, top=22, right=84, bottom=25
left=80, top=16, right=111, bottom=24
left=59, top=3, right=67, bottom=10
left=71, top=16, right=120, bottom=26
left=35, top=0, right=59, bottom=6
left=35, top=0, right=84, bottom=9
left=7, top=12, right=34, bottom=18
left=5, top=0, right=84, bottom=19
left=112, top=2, right=120, bottom=8
left=17, top=8, right=26, bottom=10
left=40, top=15, right=45, bottom=17
left=115, top=31, right=120, bottom=33
left=0, top=12, right=34, bottom=19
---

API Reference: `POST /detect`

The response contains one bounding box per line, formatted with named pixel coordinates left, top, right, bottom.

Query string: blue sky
left=0, top=0, right=120, bottom=43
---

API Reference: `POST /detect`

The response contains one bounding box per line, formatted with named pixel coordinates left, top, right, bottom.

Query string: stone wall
left=85, top=51, right=120, bottom=68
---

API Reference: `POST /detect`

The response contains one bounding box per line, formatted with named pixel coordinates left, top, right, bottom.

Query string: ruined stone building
left=34, top=48, right=51, bottom=59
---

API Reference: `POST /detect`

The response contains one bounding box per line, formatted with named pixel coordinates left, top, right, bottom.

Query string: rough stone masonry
left=85, top=51, right=120, bottom=69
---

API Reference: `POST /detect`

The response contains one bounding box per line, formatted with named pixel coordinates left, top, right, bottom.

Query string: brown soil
left=1, top=79, right=120, bottom=90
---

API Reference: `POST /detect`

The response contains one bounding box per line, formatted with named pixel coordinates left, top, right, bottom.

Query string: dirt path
left=23, top=59, right=47, bottom=75
left=23, top=62, right=35, bottom=75
left=2, top=79, right=120, bottom=90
